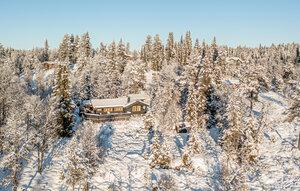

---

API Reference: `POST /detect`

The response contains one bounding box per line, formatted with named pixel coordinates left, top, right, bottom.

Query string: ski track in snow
left=10, top=91, right=300, bottom=190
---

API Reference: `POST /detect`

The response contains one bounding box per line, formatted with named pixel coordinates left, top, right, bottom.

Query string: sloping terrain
left=15, top=91, right=300, bottom=190
left=249, top=92, right=300, bottom=190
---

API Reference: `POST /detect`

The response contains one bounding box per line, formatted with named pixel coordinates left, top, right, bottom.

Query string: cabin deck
left=84, top=112, right=145, bottom=122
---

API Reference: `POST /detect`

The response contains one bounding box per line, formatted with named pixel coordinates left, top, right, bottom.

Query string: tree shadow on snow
left=98, top=123, right=114, bottom=157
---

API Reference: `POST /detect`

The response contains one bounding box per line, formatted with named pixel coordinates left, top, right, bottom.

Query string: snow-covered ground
left=249, top=92, right=300, bottom=190
left=14, top=91, right=300, bottom=190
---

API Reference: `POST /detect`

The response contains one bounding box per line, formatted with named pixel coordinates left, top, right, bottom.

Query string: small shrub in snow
left=181, top=146, right=192, bottom=169
left=156, top=173, right=176, bottom=191
left=188, top=133, right=202, bottom=154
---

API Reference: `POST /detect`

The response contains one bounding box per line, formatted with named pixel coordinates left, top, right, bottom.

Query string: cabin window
left=96, top=108, right=102, bottom=113
left=132, top=105, right=141, bottom=112
left=114, top=107, right=123, bottom=112
left=103, top=108, right=113, bottom=113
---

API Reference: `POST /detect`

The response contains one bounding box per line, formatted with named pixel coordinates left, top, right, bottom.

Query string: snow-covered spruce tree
left=125, top=42, right=130, bottom=55
left=100, top=41, right=123, bottom=98
left=221, top=92, right=260, bottom=190
left=220, top=92, right=246, bottom=189
left=73, top=35, right=80, bottom=62
left=186, top=85, right=208, bottom=130
left=98, top=42, right=108, bottom=57
left=150, top=63, right=182, bottom=131
left=186, top=51, right=214, bottom=130
left=61, top=135, right=83, bottom=190
left=121, top=59, right=146, bottom=94
left=141, top=35, right=153, bottom=65
left=80, top=32, right=92, bottom=58
left=165, top=32, right=176, bottom=62
left=175, top=35, right=184, bottom=65
left=241, top=68, right=260, bottom=114
left=83, top=71, right=94, bottom=100
left=152, top=34, right=164, bottom=71
left=40, top=39, right=49, bottom=62
left=193, top=38, right=201, bottom=55
left=89, top=54, right=108, bottom=98
left=0, top=60, right=14, bottom=127
left=58, top=34, right=71, bottom=62
left=149, top=131, right=171, bottom=169
left=77, top=32, right=92, bottom=68
left=75, top=67, right=95, bottom=102
left=62, top=121, right=100, bottom=190
left=117, top=39, right=127, bottom=73
left=183, top=31, right=193, bottom=65
left=68, top=34, right=77, bottom=64
left=53, top=64, right=74, bottom=137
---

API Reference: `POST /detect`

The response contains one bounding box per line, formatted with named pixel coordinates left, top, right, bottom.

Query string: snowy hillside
left=14, top=91, right=299, bottom=191
left=249, top=92, right=300, bottom=190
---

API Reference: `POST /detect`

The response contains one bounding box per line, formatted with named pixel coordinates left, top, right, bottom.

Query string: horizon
left=1, top=0, right=300, bottom=50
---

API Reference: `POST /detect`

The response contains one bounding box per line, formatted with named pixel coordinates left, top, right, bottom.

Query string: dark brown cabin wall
left=126, top=103, right=148, bottom=114
left=94, top=107, right=125, bottom=114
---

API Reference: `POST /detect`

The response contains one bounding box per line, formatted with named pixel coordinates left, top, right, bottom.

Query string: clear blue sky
left=1, top=0, right=299, bottom=50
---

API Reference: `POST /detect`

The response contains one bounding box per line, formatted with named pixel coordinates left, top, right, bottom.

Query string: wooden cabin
left=84, top=93, right=149, bottom=121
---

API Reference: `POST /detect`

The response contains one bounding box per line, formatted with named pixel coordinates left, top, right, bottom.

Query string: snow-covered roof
left=90, top=93, right=150, bottom=108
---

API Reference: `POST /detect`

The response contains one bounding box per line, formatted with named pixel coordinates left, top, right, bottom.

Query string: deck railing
left=84, top=112, right=141, bottom=122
